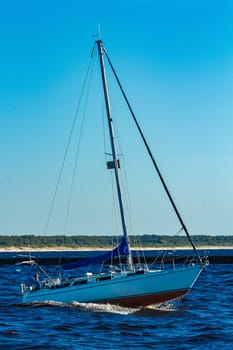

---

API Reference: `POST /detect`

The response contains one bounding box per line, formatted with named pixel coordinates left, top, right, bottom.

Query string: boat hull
left=22, top=264, right=203, bottom=307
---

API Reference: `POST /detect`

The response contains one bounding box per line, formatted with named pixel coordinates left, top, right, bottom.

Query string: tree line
left=0, top=234, right=232, bottom=248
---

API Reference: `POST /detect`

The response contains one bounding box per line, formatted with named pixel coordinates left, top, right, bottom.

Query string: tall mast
left=96, top=40, right=132, bottom=268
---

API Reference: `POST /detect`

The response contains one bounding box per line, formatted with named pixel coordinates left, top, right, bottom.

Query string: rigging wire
left=103, top=47, right=202, bottom=263
left=63, top=50, right=96, bottom=234
left=44, top=46, right=95, bottom=234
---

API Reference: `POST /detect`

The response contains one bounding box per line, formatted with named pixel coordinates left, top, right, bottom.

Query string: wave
left=15, top=299, right=177, bottom=316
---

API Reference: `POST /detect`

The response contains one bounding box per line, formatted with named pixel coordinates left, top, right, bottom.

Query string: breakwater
left=0, top=249, right=233, bottom=265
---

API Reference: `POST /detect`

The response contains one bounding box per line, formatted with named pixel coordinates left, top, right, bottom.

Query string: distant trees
left=0, top=234, right=232, bottom=248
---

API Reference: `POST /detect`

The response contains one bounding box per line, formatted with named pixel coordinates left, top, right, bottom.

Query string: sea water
left=0, top=252, right=232, bottom=349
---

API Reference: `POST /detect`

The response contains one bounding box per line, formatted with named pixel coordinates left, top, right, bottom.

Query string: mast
left=96, top=40, right=132, bottom=268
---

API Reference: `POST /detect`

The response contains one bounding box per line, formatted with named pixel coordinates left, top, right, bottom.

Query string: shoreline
left=0, top=245, right=233, bottom=252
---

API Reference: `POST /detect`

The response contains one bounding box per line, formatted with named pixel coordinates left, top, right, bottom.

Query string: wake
left=16, top=300, right=178, bottom=315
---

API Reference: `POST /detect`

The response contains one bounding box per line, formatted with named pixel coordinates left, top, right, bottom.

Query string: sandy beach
left=0, top=245, right=232, bottom=252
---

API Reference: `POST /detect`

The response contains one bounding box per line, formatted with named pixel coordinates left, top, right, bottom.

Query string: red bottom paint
left=98, top=289, right=189, bottom=307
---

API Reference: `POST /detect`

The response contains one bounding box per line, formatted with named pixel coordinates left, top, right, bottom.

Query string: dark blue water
left=0, top=252, right=233, bottom=349
left=2, top=248, right=233, bottom=260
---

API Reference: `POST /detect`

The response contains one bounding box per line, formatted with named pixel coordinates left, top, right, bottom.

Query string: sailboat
left=20, top=40, right=207, bottom=307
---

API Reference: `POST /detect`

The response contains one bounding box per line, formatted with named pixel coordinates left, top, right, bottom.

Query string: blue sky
left=0, top=0, right=232, bottom=236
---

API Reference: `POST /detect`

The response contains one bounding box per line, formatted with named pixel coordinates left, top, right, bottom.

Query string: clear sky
left=0, top=0, right=232, bottom=236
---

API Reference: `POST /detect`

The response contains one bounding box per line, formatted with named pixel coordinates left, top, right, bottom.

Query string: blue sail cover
left=62, top=237, right=129, bottom=270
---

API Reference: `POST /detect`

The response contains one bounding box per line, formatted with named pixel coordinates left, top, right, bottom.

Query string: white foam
left=71, top=301, right=139, bottom=315
left=146, top=302, right=177, bottom=312
left=24, top=300, right=177, bottom=315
